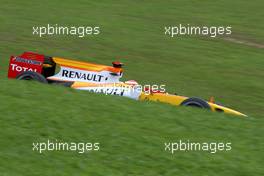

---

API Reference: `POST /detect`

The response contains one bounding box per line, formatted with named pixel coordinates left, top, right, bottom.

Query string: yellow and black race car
left=8, top=52, right=247, bottom=117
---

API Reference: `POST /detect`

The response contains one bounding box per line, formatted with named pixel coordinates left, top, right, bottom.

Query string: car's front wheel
left=180, top=97, right=210, bottom=109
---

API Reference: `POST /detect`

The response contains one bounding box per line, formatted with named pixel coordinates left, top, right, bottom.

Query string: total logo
left=11, top=63, right=37, bottom=72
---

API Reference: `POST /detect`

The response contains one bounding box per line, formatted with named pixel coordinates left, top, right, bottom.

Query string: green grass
left=0, top=0, right=263, bottom=175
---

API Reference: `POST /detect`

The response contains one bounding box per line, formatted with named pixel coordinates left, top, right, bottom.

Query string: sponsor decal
left=61, top=69, right=105, bottom=82
left=77, top=85, right=141, bottom=100
left=48, top=66, right=122, bottom=83
left=11, top=63, right=37, bottom=72
left=13, top=57, right=42, bottom=65
left=88, top=87, right=126, bottom=96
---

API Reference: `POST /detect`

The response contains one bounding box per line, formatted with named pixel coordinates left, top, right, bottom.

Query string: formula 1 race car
left=8, top=52, right=247, bottom=117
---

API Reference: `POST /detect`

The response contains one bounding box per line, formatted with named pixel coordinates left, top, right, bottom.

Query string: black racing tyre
left=16, top=71, right=48, bottom=83
left=180, top=97, right=210, bottom=109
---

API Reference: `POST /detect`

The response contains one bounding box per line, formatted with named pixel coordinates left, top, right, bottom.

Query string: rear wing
left=8, top=52, right=46, bottom=79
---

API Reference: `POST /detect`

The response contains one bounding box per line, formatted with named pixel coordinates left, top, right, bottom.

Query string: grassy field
left=0, top=0, right=263, bottom=175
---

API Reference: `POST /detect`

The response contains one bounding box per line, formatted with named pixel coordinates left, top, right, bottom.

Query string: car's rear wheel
left=180, top=97, right=210, bottom=109
left=16, top=71, right=48, bottom=83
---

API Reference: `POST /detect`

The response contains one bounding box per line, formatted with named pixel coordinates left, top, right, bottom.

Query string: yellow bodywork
left=139, top=92, right=247, bottom=117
